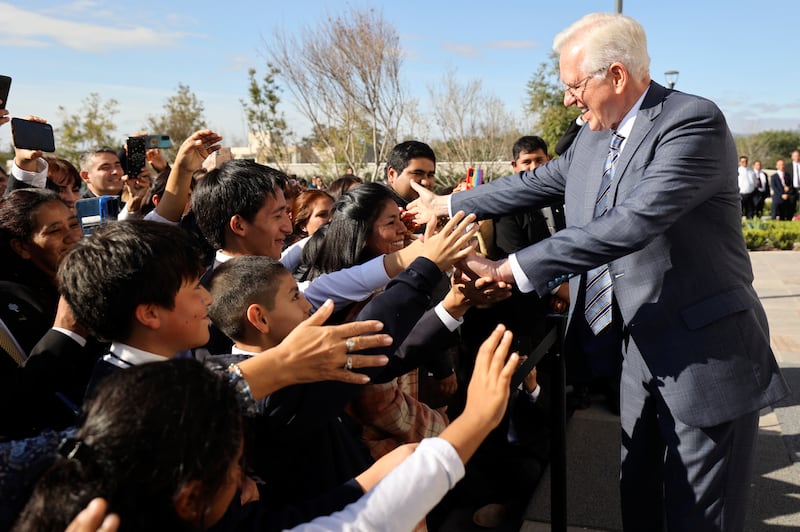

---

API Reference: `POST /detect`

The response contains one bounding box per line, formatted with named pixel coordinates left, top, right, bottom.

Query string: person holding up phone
left=0, top=74, right=11, bottom=128
left=4, top=115, right=51, bottom=197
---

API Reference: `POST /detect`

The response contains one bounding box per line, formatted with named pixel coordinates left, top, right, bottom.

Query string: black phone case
left=126, top=137, right=147, bottom=177
left=11, top=118, right=56, bottom=152
left=0, top=75, right=11, bottom=109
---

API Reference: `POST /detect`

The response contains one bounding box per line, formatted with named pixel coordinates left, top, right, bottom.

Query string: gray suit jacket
left=452, top=81, right=788, bottom=427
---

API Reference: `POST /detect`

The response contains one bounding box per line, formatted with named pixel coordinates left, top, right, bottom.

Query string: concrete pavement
left=522, top=250, right=800, bottom=531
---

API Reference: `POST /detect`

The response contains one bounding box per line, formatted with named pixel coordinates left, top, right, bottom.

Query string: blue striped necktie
left=584, top=131, right=625, bottom=335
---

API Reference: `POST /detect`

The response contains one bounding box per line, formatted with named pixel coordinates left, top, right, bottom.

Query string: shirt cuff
left=518, top=383, right=541, bottom=402
left=11, top=159, right=48, bottom=188
left=433, top=302, right=464, bottom=332
left=446, top=195, right=454, bottom=218
left=508, top=253, right=535, bottom=293
left=51, top=327, right=88, bottom=347
left=144, top=209, right=178, bottom=225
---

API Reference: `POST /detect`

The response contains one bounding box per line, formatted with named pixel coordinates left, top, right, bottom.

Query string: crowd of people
left=0, top=104, right=556, bottom=532
left=737, top=151, right=800, bottom=220
left=0, top=11, right=791, bottom=532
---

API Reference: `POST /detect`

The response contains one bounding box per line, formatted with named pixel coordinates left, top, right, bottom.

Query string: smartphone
left=214, top=147, right=233, bottom=168
left=126, top=136, right=147, bottom=177
left=75, top=196, right=121, bottom=235
left=0, top=75, right=11, bottom=109
left=145, top=134, right=172, bottom=149
left=11, top=117, right=56, bottom=152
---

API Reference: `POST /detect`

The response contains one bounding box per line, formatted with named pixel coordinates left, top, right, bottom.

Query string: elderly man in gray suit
left=409, top=12, right=788, bottom=532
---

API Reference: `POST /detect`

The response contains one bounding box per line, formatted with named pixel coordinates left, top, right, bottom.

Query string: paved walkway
left=521, top=250, right=800, bottom=531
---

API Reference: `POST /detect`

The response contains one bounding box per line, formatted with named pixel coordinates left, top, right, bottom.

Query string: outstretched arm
left=155, top=129, right=222, bottom=222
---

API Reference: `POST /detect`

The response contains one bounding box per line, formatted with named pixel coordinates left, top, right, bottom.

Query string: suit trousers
left=619, top=337, right=759, bottom=532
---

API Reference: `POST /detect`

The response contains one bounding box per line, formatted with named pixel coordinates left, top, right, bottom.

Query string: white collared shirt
left=103, top=341, right=169, bottom=369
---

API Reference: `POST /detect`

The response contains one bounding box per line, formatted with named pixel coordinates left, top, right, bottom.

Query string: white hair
left=553, top=13, right=650, bottom=82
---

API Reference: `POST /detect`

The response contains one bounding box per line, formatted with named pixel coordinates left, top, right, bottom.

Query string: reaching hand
left=437, top=325, right=518, bottom=464
left=420, top=210, right=478, bottom=271
left=464, top=325, right=517, bottom=429
left=240, top=299, right=394, bottom=398
left=65, top=498, right=119, bottom=532
left=145, top=148, right=169, bottom=173
left=455, top=269, right=512, bottom=307
left=120, top=167, right=152, bottom=212
left=174, top=129, right=223, bottom=175
left=457, top=250, right=506, bottom=283
left=0, top=108, right=9, bottom=127
left=407, top=180, right=449, bottom=226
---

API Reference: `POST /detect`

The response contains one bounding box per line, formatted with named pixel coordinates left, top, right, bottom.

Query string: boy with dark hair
left=385, top=140, right=437, bottom=204
left=511, top=136, right=550, bottom=173
left=190, top=157, right=448, bottom=322
left=58, top=220, right=212, bottom=392
left=192, top=159, right=289, bottom=260
left=205, top=215, right=504, bottom=509
left=58, top=219, right=392, bottom=398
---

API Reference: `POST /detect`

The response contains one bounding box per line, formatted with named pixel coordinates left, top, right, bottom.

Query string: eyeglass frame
left=563, top=65, right=610, bottom=100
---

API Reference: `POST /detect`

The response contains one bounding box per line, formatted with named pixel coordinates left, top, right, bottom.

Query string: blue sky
left=1, top=0, right=798, bottom=151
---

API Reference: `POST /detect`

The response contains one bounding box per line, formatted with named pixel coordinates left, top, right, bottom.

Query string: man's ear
left=174, top=480, right=204, bottom=525
left=79, top=170, right=91, bottom=185
left=610, top=62, right=627, bottom=93
left=386, top=166, right=397, bottom=185
left=134, top=303, right=161, bottom=331
left=229, top=214, right=247, bottom=237
left=9, top=238, right=31, bottom=260
left=245, top=303, right=271, bottom=335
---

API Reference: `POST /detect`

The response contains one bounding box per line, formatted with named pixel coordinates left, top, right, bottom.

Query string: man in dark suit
left=785, top=149, right=800, bottom=218
left=408, top=12, right=788, bottom=532
left=771, top=159, right=792, bottom=220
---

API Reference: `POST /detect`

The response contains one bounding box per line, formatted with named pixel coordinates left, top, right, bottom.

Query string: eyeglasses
left=563, top=66, right=609, bottom=99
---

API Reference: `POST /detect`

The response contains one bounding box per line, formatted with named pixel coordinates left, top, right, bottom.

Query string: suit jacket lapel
left=611, top=82, right=667, bottom=204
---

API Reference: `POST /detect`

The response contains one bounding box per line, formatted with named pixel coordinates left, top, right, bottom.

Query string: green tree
left=526, top=52, right=580, bottom=153
left=146, top=83, right=206, bottom=158
left=240, top=65, right=292, bottom=169
left=734, top=130, right=800, bottom=168
left=57, top=92, right=120, bottom=164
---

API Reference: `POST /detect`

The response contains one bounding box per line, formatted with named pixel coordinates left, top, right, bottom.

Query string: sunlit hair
left=326, top=174, right=363, bottom=201
left=0, top=188, right=65, bottom=245
left=44, top=156, right=81, bottom=193
left=208, top=255, right=288, bottom=342
left=512, top=136, right=549, bottom=161
left=553, top=13, right=650, bottom=83
left=14, top=359, right=242, bottom=532
left=78, top=147, right=118, bottom=172
left=292, top=189, right=333, bottom=235
left=306, top=182, right=402, bottom=279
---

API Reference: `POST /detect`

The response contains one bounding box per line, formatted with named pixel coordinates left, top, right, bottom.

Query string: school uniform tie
left=584, top=131, right=624, bottom=335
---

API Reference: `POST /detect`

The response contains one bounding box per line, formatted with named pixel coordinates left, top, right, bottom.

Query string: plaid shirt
left=347, top=368, right=449, bottom=460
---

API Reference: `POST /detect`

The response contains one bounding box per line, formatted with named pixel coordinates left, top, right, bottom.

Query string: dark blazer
left=771, top=172, right=789, bottom=202
left=452, top=81, right=788, bottom=428
left=214, top=257, right=455, bottom=508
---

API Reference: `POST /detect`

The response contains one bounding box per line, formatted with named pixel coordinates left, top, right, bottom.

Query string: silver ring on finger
left=345, top=338, right=356, bottom=353
left=344, top=355, right=353, bottom=371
